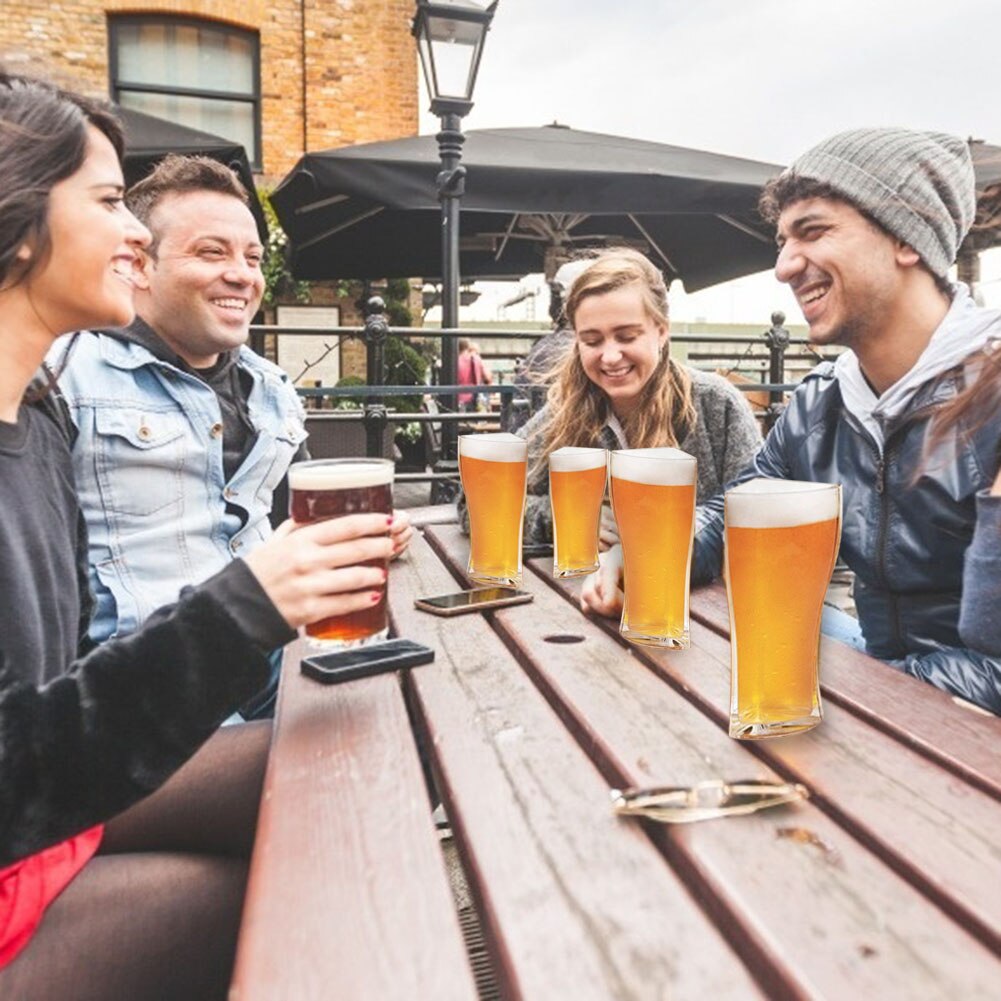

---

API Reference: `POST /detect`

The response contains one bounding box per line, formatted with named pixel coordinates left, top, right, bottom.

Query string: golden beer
left=549, top=447, right=607, bottom=578
left=609, top=448, right=697, bottom=648
left=288, top=458, right=393, bottom=647
left=724, top=479, right=842, bottom=739
left=459, top=433, right=528, bottom=587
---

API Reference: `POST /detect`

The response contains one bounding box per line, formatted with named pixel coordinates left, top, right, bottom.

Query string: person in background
left=457, top=336, right=493, bottom=411
left=460, top=248, right=761, bottom=553
left=54, top=155, right=412, bottom=719
left=0, top=72, right=394, bottom=999
left=506, top=258, right=592, bottom=432
left=586, top=128, right=1001, bottom=714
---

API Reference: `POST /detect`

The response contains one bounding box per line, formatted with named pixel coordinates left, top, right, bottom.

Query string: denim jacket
left=56, top=332, right=307, bottom=643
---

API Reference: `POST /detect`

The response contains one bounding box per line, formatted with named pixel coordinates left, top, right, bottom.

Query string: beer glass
left=609, top=447, right=697, bottom=648
left=724, top=479, right=842, bottom=739
left=459, top=432, right=527, bottom=587
left=549, top=446, right=607, bottom=578
left=288, top=457, right=393, bottom=647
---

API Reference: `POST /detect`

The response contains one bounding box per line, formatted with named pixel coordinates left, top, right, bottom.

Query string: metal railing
left=252, top=301, right=825, bottom=481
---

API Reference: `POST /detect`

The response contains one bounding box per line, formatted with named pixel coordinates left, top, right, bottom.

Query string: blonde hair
left=532, top=248, right=695, bottom=481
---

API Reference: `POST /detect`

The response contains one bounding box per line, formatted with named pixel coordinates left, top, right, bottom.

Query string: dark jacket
left=693, top=361, right=1001, bottom=715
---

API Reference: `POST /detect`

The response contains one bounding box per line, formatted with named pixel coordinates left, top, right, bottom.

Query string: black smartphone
left=414, top=587, right=533, bottom=617
left=301, top=638, right=434, bottom=684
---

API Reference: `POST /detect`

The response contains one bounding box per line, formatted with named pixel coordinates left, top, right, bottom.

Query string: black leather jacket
left=693, top=361, right=1001, bottom=715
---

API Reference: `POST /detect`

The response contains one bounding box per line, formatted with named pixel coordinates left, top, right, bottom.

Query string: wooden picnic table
left=231, top=509, right=1001, bottom=1000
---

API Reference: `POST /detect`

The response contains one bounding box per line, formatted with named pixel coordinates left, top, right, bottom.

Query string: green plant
left=332, top=374, right=365, bottom=410
left=258, top=189, right=310, bottom=307
left=396, top=421, right=423, bottom=444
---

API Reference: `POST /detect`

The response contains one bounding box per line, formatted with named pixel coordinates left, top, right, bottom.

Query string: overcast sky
left=419, top=0, right=1001, bottom=324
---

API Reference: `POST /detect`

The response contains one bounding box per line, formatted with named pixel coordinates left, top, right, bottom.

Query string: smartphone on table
left=414, top=587, right=533, bottom=617
left=301, top=638, right=434, bottom=684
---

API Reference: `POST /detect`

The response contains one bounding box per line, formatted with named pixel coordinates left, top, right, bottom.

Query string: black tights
left=0, top=721, right=270, bottom=1001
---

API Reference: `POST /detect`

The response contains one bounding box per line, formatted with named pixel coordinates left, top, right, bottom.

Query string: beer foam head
left=726, top=478, right=841, bottom=528
left=609, top=447, right=696, bottom=486
left=549, top=446, right=607, bottom=473
left=458, top=432, right=527, bottom=462
left=288, top=459, right=394, bottom=491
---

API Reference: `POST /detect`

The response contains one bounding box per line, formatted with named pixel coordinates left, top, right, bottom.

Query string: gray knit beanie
left=785, top=128, right=975, bottom=277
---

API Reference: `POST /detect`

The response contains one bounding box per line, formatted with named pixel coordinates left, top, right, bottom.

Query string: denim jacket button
left=210, top=423, right=223, bottom=439
left=137, top=425, right=152, bottom=441
left=230, top=539, right=242, bottom=553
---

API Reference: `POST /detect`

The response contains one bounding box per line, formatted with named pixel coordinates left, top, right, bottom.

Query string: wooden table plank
left=423, top=524, right=1001, bottom=998
left=690, top=584, right=1001, bottom=802
left=389, top=531, right=765, bottom=1001
left=403, top=503, right=458, bottom=528
left=231, top=639, right=477, bottom=1001
left=532, top=564, right=1001, bottom=959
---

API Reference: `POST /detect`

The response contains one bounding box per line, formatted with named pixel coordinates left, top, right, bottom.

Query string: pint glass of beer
left=609, top=447, right=697, bottom=648
left=724, top=479, right=842, bottom=739
left=288, top=458, right=393, bottom=647
left=459, top=432, right=527, bottom=587
left=549, top=447, right=607, bottom=578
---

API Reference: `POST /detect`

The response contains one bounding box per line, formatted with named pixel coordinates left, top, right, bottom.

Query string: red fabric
left=0, top=825, right=104, bottom=969
left=457, top=352, right=486, bottom=405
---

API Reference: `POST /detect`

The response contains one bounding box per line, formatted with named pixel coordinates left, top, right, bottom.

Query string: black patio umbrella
left=967, top=141, right=1001, bottom=253
left=271, top=125, right=782, bottom=291
left=117, top=106, right=267, bottom=240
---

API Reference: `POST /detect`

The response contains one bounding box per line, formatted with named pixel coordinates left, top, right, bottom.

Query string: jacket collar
left=94, top=317, right=240, bottom=383
left=833, top=284, right=1001, bottom=449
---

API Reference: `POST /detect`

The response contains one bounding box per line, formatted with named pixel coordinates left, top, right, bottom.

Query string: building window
left=109, top=16, right=261, bottom=168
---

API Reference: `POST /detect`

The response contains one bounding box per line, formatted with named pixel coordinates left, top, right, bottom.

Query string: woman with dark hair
left=929, top=346, right=1001, bottom=655
left=0, top=73, right=394, bottom=998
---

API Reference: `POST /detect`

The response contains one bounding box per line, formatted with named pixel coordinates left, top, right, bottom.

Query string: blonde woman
left=516, top=248, right=760, bottom=551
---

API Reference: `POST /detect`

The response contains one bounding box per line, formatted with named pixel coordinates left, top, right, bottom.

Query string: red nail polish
left=371, top=592, right=382, bottom=603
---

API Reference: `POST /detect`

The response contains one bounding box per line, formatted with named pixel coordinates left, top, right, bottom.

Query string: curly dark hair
left=0, top=71, right=124, bottom=290
left=759, top=171, right=953, bottom=297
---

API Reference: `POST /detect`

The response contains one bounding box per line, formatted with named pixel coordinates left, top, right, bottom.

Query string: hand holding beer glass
left=609, top=447, right=697, bottom=648
left=288, top=458, right=394, bottom=647
left=724, top=479, right=842, bottom=739
left=549, top=447, right=607, bottom=578
left=459, top=433, right=528, bottom=587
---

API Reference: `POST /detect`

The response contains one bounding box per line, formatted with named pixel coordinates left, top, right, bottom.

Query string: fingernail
left=387, top=515, right=394, bottom=526
left=371, top=591, right=382, bottom=603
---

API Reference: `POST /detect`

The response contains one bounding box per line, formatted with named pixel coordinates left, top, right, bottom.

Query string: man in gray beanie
left=584, top=127, right=1001, bottom=716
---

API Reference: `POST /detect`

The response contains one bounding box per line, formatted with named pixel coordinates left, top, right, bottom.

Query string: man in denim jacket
left=55, top=156, right=307, bottom=718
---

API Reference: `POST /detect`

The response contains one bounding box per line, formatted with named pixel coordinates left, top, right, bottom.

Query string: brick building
left=1, top=1, right=420, bottom=379
left=0, top=0, right=418, bottom=180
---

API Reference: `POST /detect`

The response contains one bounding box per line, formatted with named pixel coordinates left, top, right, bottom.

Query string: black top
left=0, top=391, right=294, bottom=866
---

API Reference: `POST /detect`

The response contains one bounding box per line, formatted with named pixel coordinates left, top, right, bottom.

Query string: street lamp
left=412, top=0, right=497, bottom=464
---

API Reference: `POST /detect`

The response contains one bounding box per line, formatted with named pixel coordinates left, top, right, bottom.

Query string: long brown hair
left=531, top=248, right=696, bottom=481
left=927, top=342, right=1001, bottom=450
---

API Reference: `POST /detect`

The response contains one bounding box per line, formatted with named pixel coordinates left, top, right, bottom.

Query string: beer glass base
left=729, top=713, right=821, bottom=740
left=553, top=563, right=599, bottom=579
left=468, top=568, right=522, bottom=589
left=304, top=627, right=389, bottom=651
left=619, top=626, right=690, bottom=650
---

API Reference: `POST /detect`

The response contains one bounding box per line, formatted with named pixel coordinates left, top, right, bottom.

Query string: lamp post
left=412, top=0, right=497, bottom=463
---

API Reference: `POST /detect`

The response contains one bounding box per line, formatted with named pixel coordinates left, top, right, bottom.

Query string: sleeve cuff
left=193, top=559, right=296, bottom=653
